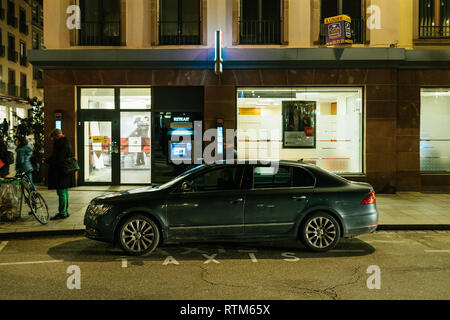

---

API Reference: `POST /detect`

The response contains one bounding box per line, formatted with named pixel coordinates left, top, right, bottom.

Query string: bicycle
left=5, top=172, right=49, bottom=225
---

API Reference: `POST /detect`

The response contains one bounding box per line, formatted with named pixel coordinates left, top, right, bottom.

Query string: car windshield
left=157, top=165, right=206, bottom=189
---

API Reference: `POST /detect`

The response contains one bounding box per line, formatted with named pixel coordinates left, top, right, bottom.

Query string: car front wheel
left=118, top=215, right=160, bottom=256
left=301, top=212, right=341, bottom=252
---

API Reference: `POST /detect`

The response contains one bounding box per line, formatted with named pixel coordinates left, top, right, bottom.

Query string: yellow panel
left=331, top=103, right=337, bottom=116
left=239, top=108, right=261, bottom=116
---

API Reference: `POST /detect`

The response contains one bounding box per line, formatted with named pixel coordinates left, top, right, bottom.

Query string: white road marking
left=0, top=241, right=8, bottom=253
left=331, top=250, right=366, bottom=253
left=425, top=250, right=450, bottom=253
left=0, top=260, right=63, bottom=267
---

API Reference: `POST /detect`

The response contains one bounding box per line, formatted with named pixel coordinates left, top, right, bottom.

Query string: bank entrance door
left=79, top=111, right=152, bottom=185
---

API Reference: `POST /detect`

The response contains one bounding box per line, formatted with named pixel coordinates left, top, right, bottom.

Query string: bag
left=63, top=157, right=80, bottom=175
left=6, top=151, right=14, bottom=165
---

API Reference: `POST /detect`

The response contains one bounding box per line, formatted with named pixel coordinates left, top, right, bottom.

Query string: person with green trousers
left=46, top=129, right=75, bottom=220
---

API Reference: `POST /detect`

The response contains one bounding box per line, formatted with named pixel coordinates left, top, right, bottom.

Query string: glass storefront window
left=120, top=88, right=151, bottom=109
left=237, top=87, right=364, bottom=174
left=120, top=112, right=152, bottom=184
left=420, top=88, right=450, bottom=173
left=83, top=121, right=112, bottom=183
left=80, top=88, right=115, bottom=109
left=0, top=106, right=7, bottom=121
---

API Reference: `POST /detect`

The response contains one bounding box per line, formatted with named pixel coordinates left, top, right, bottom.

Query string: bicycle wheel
left=21, top=175, right=33, bottom=204
left=30, top=192, right=49, bottom=225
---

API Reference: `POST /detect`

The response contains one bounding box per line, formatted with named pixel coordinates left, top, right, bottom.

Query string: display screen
left=170, top=142, right=192, bottom=162
left=55, top=120, right=62, bottom=130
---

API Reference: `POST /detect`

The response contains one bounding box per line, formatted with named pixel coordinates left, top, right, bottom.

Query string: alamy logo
left=366, top=265, right=381, bottom=290
left=66, top=5, right=81, bottom=30
left=367, top=5, right=381, bottom=30
left=66, top=265, right=81, bottom=290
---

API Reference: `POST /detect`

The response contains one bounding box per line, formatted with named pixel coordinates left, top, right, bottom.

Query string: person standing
left=0, top=136, right=10, bottom=178
left=15, top=136, right=35, bottom=190
left=2, top=118, right=9, bottom=138
left=46, top=129, right=75, bottom=220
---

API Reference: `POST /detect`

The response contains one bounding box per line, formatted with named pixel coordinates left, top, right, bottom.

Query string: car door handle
left=230, top=198, right=244, bottom=204
left=291, top=195, right=307, bottom=201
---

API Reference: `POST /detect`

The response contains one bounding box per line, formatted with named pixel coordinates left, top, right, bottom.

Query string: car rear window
left=307, top=166, right=348, bottom=187
left=293, top=167, right=315, bottom=187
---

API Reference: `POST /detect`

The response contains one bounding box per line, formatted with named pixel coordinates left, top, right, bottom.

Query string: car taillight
left=361, top=192, right=376, bottom=205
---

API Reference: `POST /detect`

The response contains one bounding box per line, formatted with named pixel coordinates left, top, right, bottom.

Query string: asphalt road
left=0, top=231, right=449, bottom=300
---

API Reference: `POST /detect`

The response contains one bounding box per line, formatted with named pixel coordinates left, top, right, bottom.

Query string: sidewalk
left=1, top=186, right=449, bottom=238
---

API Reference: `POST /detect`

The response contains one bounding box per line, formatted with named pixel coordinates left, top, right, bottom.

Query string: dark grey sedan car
left=84, top=161, right=378, bottom=255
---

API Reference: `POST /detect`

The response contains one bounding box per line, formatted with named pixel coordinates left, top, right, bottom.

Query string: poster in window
left=282, top=101, right=316, bottom=148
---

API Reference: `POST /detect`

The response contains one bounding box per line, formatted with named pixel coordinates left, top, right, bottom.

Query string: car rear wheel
left=118, top=215, right=160, bottom=256
left=301, top=212, right=341, bottom=252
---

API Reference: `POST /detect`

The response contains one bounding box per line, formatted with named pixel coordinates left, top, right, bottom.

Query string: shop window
left=319, top=0, right=364, bottom=44
left=120, top=88, right=151, bottom=110
left=80, top=88, right=115, bottom=109
left=420, top=88, right=450, bottom=172
left=237, top=87, right=364, bottom=174
left=419, top=0, right=450, bottom=38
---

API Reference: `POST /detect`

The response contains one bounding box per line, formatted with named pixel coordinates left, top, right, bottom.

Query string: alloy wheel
left=120, top=217, right=157, bottom=254
left=305, top=216, right=337, bottom=249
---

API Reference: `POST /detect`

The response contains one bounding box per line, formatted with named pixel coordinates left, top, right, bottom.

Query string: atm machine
left=168, top=115, right=194, bottom=164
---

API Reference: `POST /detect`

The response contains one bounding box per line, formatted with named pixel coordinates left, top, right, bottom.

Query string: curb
left=377, top=225, right=450, bottom=231
left=0, top=225, right=450, bottom=240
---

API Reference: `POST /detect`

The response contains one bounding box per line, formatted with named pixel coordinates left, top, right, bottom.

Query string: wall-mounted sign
left=324, top=15, right=353, bottom=46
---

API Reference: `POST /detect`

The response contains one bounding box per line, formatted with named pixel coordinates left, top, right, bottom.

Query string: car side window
left=293, top=167, right=315, bottom=187
left=253, top=166, right=291, bottom=189
left=189, top=166, right=241, bottom=192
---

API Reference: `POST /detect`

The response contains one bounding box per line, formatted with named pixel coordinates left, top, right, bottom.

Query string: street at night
left=1, top=231, right=449, bottom=300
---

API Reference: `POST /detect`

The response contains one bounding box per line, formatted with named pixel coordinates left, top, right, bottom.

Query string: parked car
left=84, top=161, right=378, bottom=255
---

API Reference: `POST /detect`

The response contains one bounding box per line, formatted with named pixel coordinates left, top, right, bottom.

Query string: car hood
left=93, top=186, right=164, bottom=202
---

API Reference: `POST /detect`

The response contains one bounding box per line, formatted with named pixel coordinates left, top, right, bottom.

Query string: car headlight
left=88, top=203, right=113, bottom=216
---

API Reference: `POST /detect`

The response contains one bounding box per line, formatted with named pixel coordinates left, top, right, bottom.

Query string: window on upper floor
left=319, top=0, right=365, bottom=45
left=19, top=40, right=27, bottom=66
left=19, top=7, right=28, bottom=35
left=239, top=0, right=281, bottom=45
left=7, top=0, right=17, bottom=28
left=158, top=0, right=201, bottom=45
left=7, top=33, right=17, bottom=63
left=78, top=0, right=121, bottom=46
left=419, top=0, right=450, bottom=38
left=32, top=31, right=38, bottom=49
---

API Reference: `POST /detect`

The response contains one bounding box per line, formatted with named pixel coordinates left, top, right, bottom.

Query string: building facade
left=30, top=0, right=450, bottom=192
left=0, top=0, right=43, bottom=135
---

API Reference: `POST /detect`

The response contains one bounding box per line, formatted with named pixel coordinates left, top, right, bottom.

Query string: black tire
left=301, top=212, right=341, bottom=252
left=30, top=192, right=49, bottom=225
left=118, top=214, right=160, bottom=256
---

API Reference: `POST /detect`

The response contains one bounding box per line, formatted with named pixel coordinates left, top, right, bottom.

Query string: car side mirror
left=181, top=181, right=192, bottom=193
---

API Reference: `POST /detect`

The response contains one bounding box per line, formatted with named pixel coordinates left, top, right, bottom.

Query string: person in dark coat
left=46, top=129, right=75, bottom=220
left=1, top=119, right=9, bottom=138
left=0, top=136, right=10, bottom=178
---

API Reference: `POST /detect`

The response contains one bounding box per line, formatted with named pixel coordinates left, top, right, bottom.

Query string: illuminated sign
left=324, top=15, right=353, bottom=46
left=215, top=30, right=223, bottom=74
left=173, top=116, right=190, bottom=122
